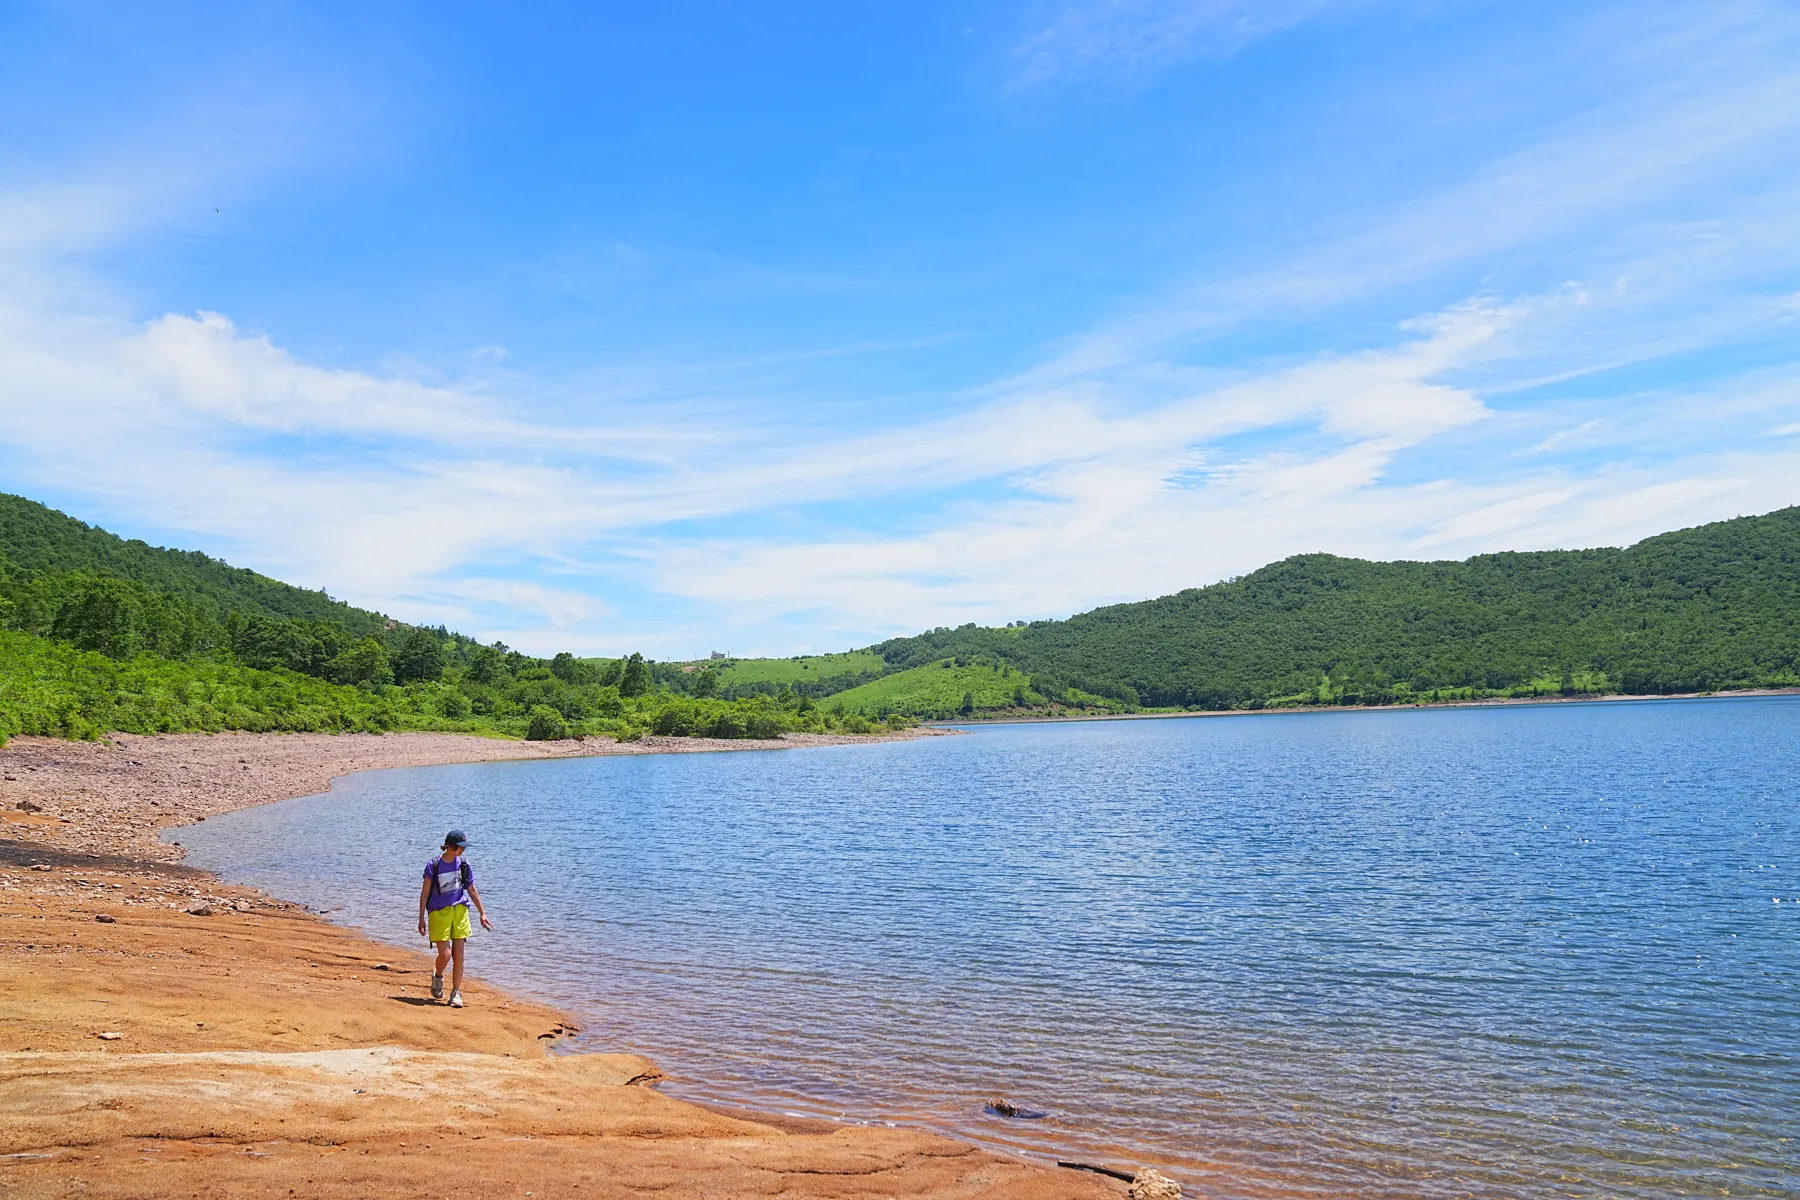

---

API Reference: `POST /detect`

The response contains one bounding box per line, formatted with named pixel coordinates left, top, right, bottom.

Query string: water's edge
left=154, top=733, right=1128, bottom=1174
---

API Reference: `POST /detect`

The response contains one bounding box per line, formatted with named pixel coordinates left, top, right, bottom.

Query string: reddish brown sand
left=0, top=730, right=1123, bottom=1200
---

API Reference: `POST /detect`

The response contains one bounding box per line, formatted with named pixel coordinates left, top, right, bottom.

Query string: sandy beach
left=0, top=729, right=1127, bottom=1200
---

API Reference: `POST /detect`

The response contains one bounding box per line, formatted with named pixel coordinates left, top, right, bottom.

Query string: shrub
left=745, top=710, right=784, bottom=739
left=651, top=703, right=691, bottom=736
left=707, top=711, right=746, bottom=739
left=525, top=704, right=567, bottom=741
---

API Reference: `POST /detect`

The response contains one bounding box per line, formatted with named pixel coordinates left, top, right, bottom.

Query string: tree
left=693, top=667, right=719, bottom=697
left=393, top=630, right=446, bottom=684
left=550, top=651, right=580, bottom=683
left=50, top=577, right=139, bottom=658
left=619, top=652, right=652, bottom=698
left=959, top=690, right=974, bottom=715
left=465, top=644, right=505, bottom=684
left=332, top=637, right=394, bottom=687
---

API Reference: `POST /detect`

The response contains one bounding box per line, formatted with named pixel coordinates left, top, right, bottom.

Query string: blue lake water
left=178, top=698, right=1800, bottom=1199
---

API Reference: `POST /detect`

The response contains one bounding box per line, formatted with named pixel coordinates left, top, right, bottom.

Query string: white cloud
left=1519, top=418, right=1615, bottom=456
left=1012, top=5, right=1800, bottom=395
left=1012, top=0, right=1361, bottom=89
left=5, top=2, right=1800, bottom=659
left=427, top=579, right=613, bottom=631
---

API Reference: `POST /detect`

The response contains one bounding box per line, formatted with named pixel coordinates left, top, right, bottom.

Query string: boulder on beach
left=1129, top=1169, right=1181, bottom=1199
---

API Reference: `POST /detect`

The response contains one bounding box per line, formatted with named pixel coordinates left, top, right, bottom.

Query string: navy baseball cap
left=443, top=830, right=469, bottom=849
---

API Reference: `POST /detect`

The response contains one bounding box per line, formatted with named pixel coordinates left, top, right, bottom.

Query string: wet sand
left=1, top=730, right=1125, bottom=1200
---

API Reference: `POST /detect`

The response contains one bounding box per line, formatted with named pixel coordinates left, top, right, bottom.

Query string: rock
left=985, top=1099, right=1047, bottom=1119
left=373, top=963, right=391, bottom=971
left=234, top=900, right=252, bottom=912
left=30, top=864, right=53, bottom=872
left=96, top=1031, right=122, bottom=1041
left=186, top=903, right=215, bottom=917
left=94, top=914, right=116, bottom=923
left=1129, top=1169, right=1182, bottom=1200
left=16, top=799, right=43, bottom=812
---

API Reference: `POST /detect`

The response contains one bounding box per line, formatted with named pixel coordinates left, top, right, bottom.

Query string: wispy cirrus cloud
left=1012, top=0, right=1365, bottom=89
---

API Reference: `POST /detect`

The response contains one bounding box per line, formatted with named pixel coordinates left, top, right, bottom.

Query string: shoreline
left=931, top=685, right=1800, bottom=726
left=1, top=728, right=1126, bottom=1200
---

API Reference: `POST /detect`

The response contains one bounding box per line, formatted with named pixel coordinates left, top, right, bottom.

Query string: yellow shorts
left=428, top=903, right=473, bottom=943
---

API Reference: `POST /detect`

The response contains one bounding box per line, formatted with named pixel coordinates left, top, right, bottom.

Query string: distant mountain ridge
left=852, top=506, right=1800, bottom=714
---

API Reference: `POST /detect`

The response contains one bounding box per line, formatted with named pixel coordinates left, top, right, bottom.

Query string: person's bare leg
left=435, top=940, right=452, bottom=977
left=450, top=938, right=466, bottom=993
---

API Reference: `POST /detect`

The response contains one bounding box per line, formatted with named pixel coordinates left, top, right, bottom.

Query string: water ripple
left=182, top=697, right=1800, bottom=1199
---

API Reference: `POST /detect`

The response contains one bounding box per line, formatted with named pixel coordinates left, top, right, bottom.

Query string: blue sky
left=4, top=1, right=1800, bottom=658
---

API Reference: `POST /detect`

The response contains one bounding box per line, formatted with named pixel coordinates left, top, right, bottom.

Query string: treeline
left=866, top=506, right=1800, bottom=713
left=713, top=665, right=889, bottom=702
left=0, top=495, right=908, bottom=744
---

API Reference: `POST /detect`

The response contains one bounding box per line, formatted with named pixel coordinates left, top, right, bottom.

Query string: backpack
left=430, top=856, right=472, bottom=898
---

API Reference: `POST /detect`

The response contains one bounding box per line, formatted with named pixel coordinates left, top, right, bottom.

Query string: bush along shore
left=0, top=632, right=912, bottom=745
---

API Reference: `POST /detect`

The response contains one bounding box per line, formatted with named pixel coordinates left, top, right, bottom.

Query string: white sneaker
left=430, top=974, right=444, bottom=1000
left=449, top=990, right=464, bottom=1008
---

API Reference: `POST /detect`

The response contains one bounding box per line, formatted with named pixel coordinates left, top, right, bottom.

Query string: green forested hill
left=0, top=493, right=387, bottom=633
left=864, top=506, right=1800, bottom=712
left=0, top=494, right=892, bottom=744
left=8, top=490, right=1798, bottom=737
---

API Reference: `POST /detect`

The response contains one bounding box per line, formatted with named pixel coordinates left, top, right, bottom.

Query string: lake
left=178, top=697, right=1800, bottom=1199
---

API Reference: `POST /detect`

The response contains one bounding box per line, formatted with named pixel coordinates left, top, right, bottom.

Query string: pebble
left=94, top=914, right=116, bottom=923
left=96, top=1031, right=122, bottom=1041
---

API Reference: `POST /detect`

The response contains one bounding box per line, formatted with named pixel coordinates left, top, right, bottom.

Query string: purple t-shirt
left=424, top=855, right=473, bottom=911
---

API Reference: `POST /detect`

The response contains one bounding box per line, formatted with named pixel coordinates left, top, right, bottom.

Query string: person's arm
left=466, top=881, right=494, bottom=931
left=418, top=877, right=433, bottom=938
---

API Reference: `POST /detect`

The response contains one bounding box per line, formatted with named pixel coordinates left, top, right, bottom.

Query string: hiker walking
left=417, top=830, right=493, bottom=1007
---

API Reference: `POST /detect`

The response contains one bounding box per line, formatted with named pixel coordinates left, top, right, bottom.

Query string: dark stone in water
left=985, top=1099, right=1046, bottom=1119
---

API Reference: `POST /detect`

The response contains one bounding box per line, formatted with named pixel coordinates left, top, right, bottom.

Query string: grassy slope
left=827, top=659, right=1037, bottom=716
left=710, top=651, right=886, bottom=686
left=0, top=493, right=389, bottom=633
